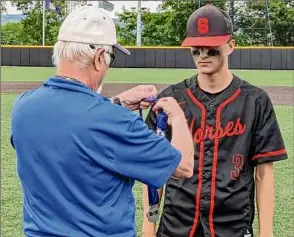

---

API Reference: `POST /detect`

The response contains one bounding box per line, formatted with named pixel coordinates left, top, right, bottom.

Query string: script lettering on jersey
left=189, top=118, right=246, bottom=144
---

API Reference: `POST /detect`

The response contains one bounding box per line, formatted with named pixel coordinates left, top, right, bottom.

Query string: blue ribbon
left=139, top=97, right=168, bottom=207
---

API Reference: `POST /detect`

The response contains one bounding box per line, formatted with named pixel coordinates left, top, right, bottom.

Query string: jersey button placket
left=199, top=216, right=209, bottom=237
left=203, top=194, right=209, bottom=200
left=199, top=150, right=212, bottom=233
left=209, top=102, right=215, bottom=108
left=204, top=171, right=211, bottom=179
left=200, top=108, right=214, bottom=237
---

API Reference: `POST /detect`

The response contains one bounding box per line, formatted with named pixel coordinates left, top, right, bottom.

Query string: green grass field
left=2, top=66, right=294, bottom=86
left=1, top=67, right=293, bottom=237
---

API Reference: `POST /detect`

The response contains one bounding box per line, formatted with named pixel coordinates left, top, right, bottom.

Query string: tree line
left=1, top=0, right=294, bottom=46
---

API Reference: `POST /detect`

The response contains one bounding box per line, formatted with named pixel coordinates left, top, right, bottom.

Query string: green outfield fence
left=1, top=46, right=293, bottom=70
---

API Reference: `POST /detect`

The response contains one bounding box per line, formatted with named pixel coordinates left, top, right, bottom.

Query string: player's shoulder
left=235, top=74, right=270, bottom=101
left=157, top=74, right=197, bottom=99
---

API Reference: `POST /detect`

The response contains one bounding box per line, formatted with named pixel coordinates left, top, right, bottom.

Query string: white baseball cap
left=57, top=5, right=130, bottom=55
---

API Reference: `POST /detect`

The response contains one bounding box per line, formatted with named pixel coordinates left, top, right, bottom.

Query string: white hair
left=52, top=41, right=113, bottom=68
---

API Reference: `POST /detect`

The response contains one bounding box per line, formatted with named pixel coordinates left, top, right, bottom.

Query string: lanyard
left=139, top=97, right=168, bottom=223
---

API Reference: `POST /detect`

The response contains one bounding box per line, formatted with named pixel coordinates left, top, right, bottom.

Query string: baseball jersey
left=10, top=77, right=181, bottom=237
left=145, top=74, right=288, bottom=237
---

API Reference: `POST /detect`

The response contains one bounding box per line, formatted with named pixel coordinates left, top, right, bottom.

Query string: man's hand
left=154, top=97, right=194, bottom=179
left=152, top=97, right=186, bottom=125
left=112, top=85, right=157, bottom=111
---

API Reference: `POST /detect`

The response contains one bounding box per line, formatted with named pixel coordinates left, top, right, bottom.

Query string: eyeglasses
left=191, top=48, right=221, bottom=57
left=90, top=45, right=116, bottom=66
left=107, top=52, right=116, bottom=66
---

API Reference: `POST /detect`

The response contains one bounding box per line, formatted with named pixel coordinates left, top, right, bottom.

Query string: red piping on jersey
left=186, top=88, right=206, bottom=237
left=209, top=88, right=241, bottom=237
left=252, top=149, right=286, bottom=160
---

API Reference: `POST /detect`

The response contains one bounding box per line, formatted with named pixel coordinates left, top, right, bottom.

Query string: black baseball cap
left=182, top=4, right=233, bottom=47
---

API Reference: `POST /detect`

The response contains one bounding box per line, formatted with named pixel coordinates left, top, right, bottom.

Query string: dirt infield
left=1, top=81, right=293, bottom=106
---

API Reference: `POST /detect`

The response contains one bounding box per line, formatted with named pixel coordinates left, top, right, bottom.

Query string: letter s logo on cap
left=197, top=18, right=209, bottom=34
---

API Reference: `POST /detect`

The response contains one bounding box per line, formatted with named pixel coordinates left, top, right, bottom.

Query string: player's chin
left=197, top=67, right=215, bottom=74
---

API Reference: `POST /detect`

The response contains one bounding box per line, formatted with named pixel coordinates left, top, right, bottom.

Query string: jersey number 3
left=231, top=154, right=244, bottom=180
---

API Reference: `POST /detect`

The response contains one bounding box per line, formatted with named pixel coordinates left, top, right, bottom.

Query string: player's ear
left=227, top=37, right=235, bottom=56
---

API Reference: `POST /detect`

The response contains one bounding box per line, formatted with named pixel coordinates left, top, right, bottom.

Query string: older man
left=10, top=6, right=194, bottom=237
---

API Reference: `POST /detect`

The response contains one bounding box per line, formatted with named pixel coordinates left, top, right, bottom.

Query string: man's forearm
left=170, top=116, right=194, bottom=178
left=256, top=163, right=275, bottom=237
left=142, top=184, right=163, bottom=236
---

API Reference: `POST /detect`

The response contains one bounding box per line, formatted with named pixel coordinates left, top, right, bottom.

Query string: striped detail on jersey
left=209, top=88, right=241, bottom=237
left=252, top=149, right=286, bottom=160
left=186, top=88, right=206, bottom=237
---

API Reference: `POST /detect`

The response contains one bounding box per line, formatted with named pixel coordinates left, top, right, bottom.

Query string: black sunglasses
left=191, top=48, right=221, bottom=57
left=90, top=45, right=116, bottom=66
left=108, top=52, right=115, bottom=66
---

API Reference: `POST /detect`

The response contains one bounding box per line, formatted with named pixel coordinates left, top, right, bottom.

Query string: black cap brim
left=114, top=43, right=130, bottom=55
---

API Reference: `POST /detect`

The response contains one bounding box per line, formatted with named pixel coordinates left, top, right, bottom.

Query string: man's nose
left=199, top=48, right=209, bottom=59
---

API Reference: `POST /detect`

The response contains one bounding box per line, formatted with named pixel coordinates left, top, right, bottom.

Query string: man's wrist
left=111, top=96, right=122, bottom=106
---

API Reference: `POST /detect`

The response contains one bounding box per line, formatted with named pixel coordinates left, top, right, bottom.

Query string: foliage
left=9, top=0, right=67, bottom=45
left=115, top=8, right=137, bottom=46
left=116, top=0, right=294, bottom=46
left=141, top=11, right=174, bottom=46
left=1, top=1, right=7, bottom=13
left=116, top=0, right=227, bottom=46
left=116, top=9, right=173, bottom=46
left=1, top=22, right=24, bottom=45
left=2, top=0, right=294, bottom=46
left=234, top=0, right=294, bottom=46
left=159, top=0, right=227, bottom=45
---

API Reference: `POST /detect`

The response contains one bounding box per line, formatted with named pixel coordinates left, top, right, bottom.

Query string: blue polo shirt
left=10, top=77, right=181, bottom=237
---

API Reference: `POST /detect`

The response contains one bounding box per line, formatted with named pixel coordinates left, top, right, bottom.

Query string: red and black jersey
left=145, top=74, right=288, bottom=237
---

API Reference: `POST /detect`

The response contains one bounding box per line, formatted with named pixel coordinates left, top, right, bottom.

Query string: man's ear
left=94, top=48, right=105, bottom=71
left=227, top=39, right=235, bottom=56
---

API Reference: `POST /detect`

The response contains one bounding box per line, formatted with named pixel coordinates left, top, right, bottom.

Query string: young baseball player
left=142, top=4, right=288, bottom=237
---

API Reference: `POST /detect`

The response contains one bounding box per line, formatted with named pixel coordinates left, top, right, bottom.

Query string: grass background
left=2, top=66, right=294, bottom=86
left=1, top=67, right=293, bottom=237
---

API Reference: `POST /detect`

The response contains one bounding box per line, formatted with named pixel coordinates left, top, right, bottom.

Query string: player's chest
left=180, top=88, right=255, bottom=145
